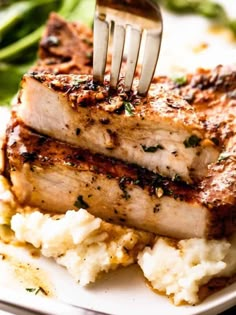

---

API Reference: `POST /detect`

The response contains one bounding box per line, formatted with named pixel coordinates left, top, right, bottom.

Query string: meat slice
left=6, top=119, right=235, bottom=239
left=34, top=13, right=94, bottom=75
left=17, top=72, right=219, bottom=183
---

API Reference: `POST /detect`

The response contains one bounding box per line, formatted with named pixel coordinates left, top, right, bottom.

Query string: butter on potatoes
left=11, top=209, right=153, bottom=285
left=138, top=236, right=236, bottom=305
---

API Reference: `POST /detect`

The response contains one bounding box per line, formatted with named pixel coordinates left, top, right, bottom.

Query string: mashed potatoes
left=138, top=236, right=236, bottom=305
left=10, top=207, right=153, bottom=285
left=0, top=174, right=235, bottom=305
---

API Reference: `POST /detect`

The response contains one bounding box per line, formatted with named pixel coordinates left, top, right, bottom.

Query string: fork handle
left=96, top=0, right=161, bottom=22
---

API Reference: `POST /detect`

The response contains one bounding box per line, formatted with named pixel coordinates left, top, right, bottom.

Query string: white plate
left=0, top=1, right=236, bottom=314
left=0, top=243, right=235, bottom=315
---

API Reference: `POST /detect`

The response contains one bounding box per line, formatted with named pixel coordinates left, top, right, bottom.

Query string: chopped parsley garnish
left=71, top=76, right=88, bottom=88
left=26, top=287, right=45, bottom=295
left=124, top=102, right=135, bottom=116
left=141, top=144, right=164, bottom=153
left=172, top=74, right=187, bottom=86
left=218, top=152, right=232, bottom=162
left=184, top=135, right=201, bottom=148
left=74, top=195, right=89, bottom=209
left=26, top=288, right=36, bottom=293
left=133, top=179, right=140, bottom=185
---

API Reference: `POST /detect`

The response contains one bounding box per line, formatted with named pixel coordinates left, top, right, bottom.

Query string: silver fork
left=93, top=0, right=163, bottom=95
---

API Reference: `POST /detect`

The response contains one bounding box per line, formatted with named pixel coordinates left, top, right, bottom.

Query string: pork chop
left=17, top=72, right=220, bottom=184
left=34, top=13, right=94, bottom=75
left=6, top=118, right=235, bottom=239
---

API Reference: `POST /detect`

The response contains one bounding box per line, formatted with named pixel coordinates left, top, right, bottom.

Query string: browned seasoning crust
left=153, top=65, right=236, bottom=146
left=23, top=71, right=202, bottom=131
left=6, top=117, right=236, bottom=238
left=7, top=117, right=198, bottom=202
left=34, top=13, right=94, bottom=75
left=158, top=66, right=236, bottom=237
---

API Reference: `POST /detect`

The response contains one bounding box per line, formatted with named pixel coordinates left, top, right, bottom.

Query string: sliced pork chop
left=34, top=13, right=94, bottom=75
left=6, top=119, right=235, bottom=239
left=17, top=72, right=219, bottom=184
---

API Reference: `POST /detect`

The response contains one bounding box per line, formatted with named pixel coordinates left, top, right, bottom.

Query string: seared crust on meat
left=22, top=71, right=202, bottom=129
left=154, top=66, right=236, bottom=237
left=35, top=14, right=235, bottom=150
left=153, top=65, right=236, bottom=146
left=6, top=117, right=236, bottom=238
left=34, top=13, right=93, bottom=75
left=18, top=72, right=220, bottom=183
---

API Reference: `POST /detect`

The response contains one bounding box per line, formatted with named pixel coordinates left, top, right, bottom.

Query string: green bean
left=0, top=62, right=30, bottom=105
left=0, top=0, right=60, bottom=46
left=58, top=0, right=79, bottom=17
left=0, top=26, right=44, bottom=62
left=0, top=0, right=83, bottom=62
left=67, top=0, right=95, bottom=26
left=0, top=2, right=31, bottom=38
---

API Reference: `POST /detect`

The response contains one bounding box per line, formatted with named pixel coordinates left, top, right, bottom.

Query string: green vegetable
left=0, top=2, right=32, bottom=38
left=172, top=74, right=187, bottom=86
left=0, top=26, right=44, bottom=62
left=183, top=135, right=201, bottom=148
left=66, top=0, right=95, bottom=26
left=124, top=101, right=135, bottom=116
left=25, top=287, right=45, bottom=295
left=0, top=62, right=30, bottom=105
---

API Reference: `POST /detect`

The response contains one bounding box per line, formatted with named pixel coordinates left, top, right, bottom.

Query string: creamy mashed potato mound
left=11, top=209, right=153, bottom=285
left=138, top=236, right=236, bottom=305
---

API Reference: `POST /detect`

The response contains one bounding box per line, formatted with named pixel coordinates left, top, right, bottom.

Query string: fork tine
left=138, top=30, right=162, bottom=95
left=93, top=16, right=109, bottom=83
left=110, top=24, right=126, bottom=89
left=124, top=27, right=142, bottom=92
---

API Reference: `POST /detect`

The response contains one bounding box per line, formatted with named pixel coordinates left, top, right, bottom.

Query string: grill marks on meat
left=17, top=72, right=220, bottom=183
left=6, top=120, right=235, bottom=239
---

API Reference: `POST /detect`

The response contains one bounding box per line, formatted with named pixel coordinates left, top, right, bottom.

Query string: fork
left=93, top=0, right=163, bottom=95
